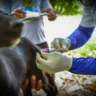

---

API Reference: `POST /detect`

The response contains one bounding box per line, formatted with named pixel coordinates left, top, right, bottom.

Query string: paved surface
left=44, top=15, right=81, bottom=44
left=44, top=15, right=96, bottom=45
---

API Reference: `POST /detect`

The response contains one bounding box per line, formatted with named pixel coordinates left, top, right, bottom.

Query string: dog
left=0, top=13, right=58, bottom=96
left=0, top=37, right=58, bottom=96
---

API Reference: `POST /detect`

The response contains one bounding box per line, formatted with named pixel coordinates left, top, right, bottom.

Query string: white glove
left=36, top=51, right=72, bottom=74
left=51, top=38, right=71, bottom=52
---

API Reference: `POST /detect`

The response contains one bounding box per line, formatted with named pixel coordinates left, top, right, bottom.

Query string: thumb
left=36, top=52, right=47, bottom=65
left=40, top=51, right=49, bottom=59
left=61, top=46, right=68, bottom=52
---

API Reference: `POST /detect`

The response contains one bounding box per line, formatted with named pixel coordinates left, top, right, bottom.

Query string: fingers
left=36, top=52, right=47, bottom=65
left=36, top=52, right=55, bottom=74
left=31, top=75, right=36, bottom=89
left=51, top=38, right=68, bottom=53
left=22, top=77, right=29, bottom=89
left=22, top=75, right=43, bottom=92
left=16, top=10, right=26, bottom=14
left=40, top=51, right=49, bottom=59
left=48, top=11, right=56, bottom=19
left=61, top=46, right=68, bottom=52
left=13, top=9, right=26, bottom=19
left=36, top=52, right=50, bottom=72
left=51, top=39, right=61, bottom=50
left=46, top=8, right=56, bottom=17
left=36, top=80, right=43, bottom=91
left=60, top=40, right=68, bottom=52
left=36, top=59, right=53, bottom=74
left=42, top=8, right=56, bottom=20
left=14, top=12, right=24, bottom=19
left=31, top=75, right=42, bottom=91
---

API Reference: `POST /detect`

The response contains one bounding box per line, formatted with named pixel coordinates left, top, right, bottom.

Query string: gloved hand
left=51, top=38, right=71, bottom=52
left=36, top=51, right=72, bottom=74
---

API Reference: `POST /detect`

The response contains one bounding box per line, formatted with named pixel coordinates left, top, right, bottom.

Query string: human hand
left=51, top=38, right=71, bottom=53
left=22, top=75, right=48, bottom=96
left=22, top=75, right=43, bottom=91
left=43, top=8, right=57, bottom=21
left=36, top=51, right=72, bottom=74
left=13, top=9, right=26, bottom=19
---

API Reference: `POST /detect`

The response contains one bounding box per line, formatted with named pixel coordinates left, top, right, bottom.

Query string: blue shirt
left=22, top=0, right=39, bottom=12
left=21, top=0, right=53, bottom=44
left=0, top=0, right=52, bottom=14
left=68, top=0, right=96, bottom=75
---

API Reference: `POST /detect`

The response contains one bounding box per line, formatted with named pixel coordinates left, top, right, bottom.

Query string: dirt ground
left=55, top=71, right=96, bottom=96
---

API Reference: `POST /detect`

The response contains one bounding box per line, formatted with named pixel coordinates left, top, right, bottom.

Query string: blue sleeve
left=68, top=25, right=94, bottom=50
left=69, top=58, right=96, bottom=75
left=41, top=0, right=53, bottom=10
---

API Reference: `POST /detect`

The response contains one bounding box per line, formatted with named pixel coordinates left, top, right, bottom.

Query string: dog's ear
left=9, top=20, right=23, bottom=37
left=0, top=13, right=23, bottom=47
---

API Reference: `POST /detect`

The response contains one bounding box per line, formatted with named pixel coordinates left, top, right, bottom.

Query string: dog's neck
left=14, top=38, right=32, bottom=62
left=13, top=37, right=41, bottom=69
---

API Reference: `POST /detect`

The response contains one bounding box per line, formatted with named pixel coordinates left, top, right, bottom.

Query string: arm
left=68, top=25, right=94, bottom=50
left=69, top=57, right=96, bottom=75
left=68, top=5, right=95, bottom=50
left=51, top=25, right=94, bottom=52
left=0, top=0, right=11, bottom=15
left=11, top=0, right=23, bottom=14
left=41, top=0, right=53, bottom=11
left=41, top=0, right=57, bottom=21
left=36, top=51, right=96, bottom=75
left=51, top=5, right=95, bottom=52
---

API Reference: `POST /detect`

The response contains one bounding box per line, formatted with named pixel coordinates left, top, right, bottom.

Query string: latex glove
left=51, top=38, right=71, bottom=53
left=36, top=51, right=72, bottom=74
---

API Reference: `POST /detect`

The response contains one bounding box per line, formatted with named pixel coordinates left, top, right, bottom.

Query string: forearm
left=69, top=57, right=96, bottom=75
left=68, top=25, right=94, bottom=50
left=11, top=0, right=23, bottom=14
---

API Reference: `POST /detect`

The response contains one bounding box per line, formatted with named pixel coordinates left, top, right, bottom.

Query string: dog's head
left=0, top=13, right=23, bottom=47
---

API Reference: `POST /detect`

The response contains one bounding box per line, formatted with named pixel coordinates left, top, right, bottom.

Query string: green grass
left=70, top=38, right=96, bottom=57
